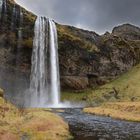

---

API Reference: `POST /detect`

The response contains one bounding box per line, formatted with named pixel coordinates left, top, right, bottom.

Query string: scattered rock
left=0, top=89, right=4, bottom=97
left=61, top=76, right=89, bottom=90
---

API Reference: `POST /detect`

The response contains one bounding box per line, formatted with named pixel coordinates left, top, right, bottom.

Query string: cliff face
left=0, top=0, right=140, bottom=94
left=58, top=24, right=140, bottom=90
left=0, top=0, right=35, bottom=71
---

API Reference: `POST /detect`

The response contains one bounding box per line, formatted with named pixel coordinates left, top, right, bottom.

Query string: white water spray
left=30, top=16, right=61, bottom=107
left=3, top=0, right=7, bottom=21
left=49, top=20, right=60, bottom=106
left=17, top=7, right=23, bottom=48
left=30, top=17, right=47, bottom=107
left=3, top=0, right=6, bottom=12
left=15, top=7, right=23, bottom=67
left=0, top=0, right=7, bottom=20
left=11, top=4, right=16, bottom=30
left=0, top=0, right=3, bottom=18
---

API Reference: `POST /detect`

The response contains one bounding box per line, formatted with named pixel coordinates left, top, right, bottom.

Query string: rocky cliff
left=0, top=0, right=140, bottom=95
left=58, top=24, right=140, bottom=90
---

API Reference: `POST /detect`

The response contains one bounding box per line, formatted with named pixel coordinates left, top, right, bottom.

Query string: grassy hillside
left=62, top=64, right=140, bottom=105
left=84, top=102, right=140, bottom=122
left=0, top=90, right=71, bottom=140
left=91, top=63, right=140, bottom=102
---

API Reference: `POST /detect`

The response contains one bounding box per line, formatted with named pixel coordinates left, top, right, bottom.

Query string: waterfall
left=3, top=0, right=6, bottom=12
left=15, top=7, right=23, bottom=67
left=11, top=4, right=16, bottom=30
left=0, top=0, right=3, bottom=18
left=30, top=16, right=60, bottom=107
left=3, top=0, right=7, bottom=15
left=17, top=7, right=23, bottom=48
left=30, top=17, right=47, bottom=107
left=49, top=20, right=60, bottom=105
left=2, top=0, right=7, bottom=21
left=0, top=0, right=7, bottom=21
left=19, top=7, right=23, bottom=25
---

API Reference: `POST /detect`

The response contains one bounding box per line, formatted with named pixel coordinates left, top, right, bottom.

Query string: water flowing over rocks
left=58, top=109, right=140, bottom=140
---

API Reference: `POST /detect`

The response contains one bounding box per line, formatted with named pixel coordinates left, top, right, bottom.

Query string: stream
left=56, top=109, right=140, bottom=140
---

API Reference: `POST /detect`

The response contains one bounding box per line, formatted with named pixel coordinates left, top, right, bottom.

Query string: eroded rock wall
left=0, top=0, right=140, bottom=94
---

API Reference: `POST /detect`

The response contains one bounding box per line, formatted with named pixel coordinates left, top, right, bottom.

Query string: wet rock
left=0, top=88, right=4, bottom=97
left=0, top=1, right=140, bottom=91
left=61, top=76, right=89, bottom=90
left=131, top=97, right=137, bottom=102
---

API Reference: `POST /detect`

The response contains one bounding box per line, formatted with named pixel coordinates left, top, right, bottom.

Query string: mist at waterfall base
left=28, top=17, right=84, bottom=108
left=29, top=17, right=60, bottom=108
left=0, top=0, right=84, bottom=108
left=0, top=0, right=29, bottom=107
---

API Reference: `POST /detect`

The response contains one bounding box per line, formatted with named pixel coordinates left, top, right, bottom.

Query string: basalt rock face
left=58, top=24, right=140, bottom=90
left=0, top=0, right=35, bottom=71
left=112, top=24, right=140, bottom=40
left=0, top=0, right=36, bottom=98
left=0, top=0, right=140, bottom=94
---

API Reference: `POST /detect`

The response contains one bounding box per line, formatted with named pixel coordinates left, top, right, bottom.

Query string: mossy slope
left=84, top=102, right=140, bottom=122
left=62, top=63, right=140, bottom=105
left=88, top=63, right=140, bottom=104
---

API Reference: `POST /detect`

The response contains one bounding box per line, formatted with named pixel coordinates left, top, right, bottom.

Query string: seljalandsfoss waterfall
left=29, top=17, right=60, bottom=108
left=0, top=0, right=7, bottom=20
left=1, top=1, right=140, bottom=140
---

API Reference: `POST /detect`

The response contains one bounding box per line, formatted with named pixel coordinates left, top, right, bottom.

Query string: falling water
left=30, top=17, right=60, bottom=107
left=11, top=4, right=16, bottom=30
left=49, top=20, right=60, bottom=106
left=3, top=0, right=6, bottom=12
left=17, top=7, right=23, bottom=48
left=3, top=0, right=7, bottom=16
left=0, top=0, right=3, bottom=18
left=15, top=7, right=23, bottom=67
left=0, top=0, right=7, bottom=21
left=30, top=17, right=48, bottom=107
left=2, top=0, right=7, bottom=21
left=19, top=7, right=23, bottom=25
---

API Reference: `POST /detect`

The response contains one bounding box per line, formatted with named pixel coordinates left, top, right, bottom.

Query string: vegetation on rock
left=1, top=0, right=140, bottom=92
left=0, top=0, right=140, bottom=112
left=63, top=63, right=140, bottom=105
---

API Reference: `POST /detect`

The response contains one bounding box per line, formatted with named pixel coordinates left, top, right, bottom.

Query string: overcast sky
left=15, top=0, right=140, bottom=34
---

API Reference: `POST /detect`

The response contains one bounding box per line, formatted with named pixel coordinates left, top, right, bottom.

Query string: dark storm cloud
left=16, top=0, right=140, bottom=34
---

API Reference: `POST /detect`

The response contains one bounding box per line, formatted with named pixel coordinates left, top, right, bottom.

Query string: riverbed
left=56, top=109, right=140, bottom=140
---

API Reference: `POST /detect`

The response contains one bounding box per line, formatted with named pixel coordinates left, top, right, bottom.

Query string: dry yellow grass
left=84, top=102, right=140, bottom=122
left=0, top=96, right=71, bottom=140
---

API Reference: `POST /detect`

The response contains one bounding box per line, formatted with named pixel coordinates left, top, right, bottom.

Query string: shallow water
left=57, top=109, right=140, bottom=140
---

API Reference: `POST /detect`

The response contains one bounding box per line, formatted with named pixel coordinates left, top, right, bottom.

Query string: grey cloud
left=15, top=0, right=140, bottom=34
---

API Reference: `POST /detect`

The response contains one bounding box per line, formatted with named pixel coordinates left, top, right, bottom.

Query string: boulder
left=0, top=88, right=4, bottom=97
left=61, top=76, right=89, bottom=90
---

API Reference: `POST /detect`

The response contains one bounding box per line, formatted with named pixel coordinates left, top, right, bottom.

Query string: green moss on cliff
left=62, top=64, right=140, bottom=105
left=57, top=24, right=99, bottom=52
